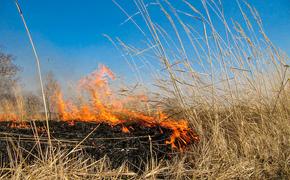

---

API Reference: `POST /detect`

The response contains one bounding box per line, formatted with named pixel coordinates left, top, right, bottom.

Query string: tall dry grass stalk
left=113, top=0, right=290, bottom=178
left=14, top=0, right=52, bottom=148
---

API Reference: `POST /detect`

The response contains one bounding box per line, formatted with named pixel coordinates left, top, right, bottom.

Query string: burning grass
left=0, top=64, right=199, bottom=152
left=0, top=0, right=289, bottom=179
left=0, top=65, right=199, bottom=174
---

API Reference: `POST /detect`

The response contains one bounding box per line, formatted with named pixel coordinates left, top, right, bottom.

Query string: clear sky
left=0, top=0, right=290, bottom=91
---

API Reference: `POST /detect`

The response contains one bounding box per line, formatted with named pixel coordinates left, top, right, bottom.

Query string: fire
left=52, top=64, right=199, bottom=150
left=0, top=114, right=18, bottom=121
left=0, top=64, right=199, bottom=150
left=122, top=126, right=130, bottom=133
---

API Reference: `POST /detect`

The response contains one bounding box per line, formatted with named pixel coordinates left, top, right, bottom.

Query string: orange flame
left=52, top=64, right=199, bottom=149
left=122, top=126, right=130, bottom=133
left=0, top=114, right=18, bottom=121
left=0, top=64, right=199, bottom=150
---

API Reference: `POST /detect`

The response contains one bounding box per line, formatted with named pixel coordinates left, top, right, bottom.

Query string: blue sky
left=0, top=0, right=290, bottom=91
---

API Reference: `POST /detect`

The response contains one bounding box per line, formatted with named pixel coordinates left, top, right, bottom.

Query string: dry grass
left=1, top=0, right=290, bottom=179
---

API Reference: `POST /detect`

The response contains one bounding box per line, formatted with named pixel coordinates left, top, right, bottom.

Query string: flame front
left=52, top=65, right=199, bottom=149
left=0, top=64, right=199, bottom=150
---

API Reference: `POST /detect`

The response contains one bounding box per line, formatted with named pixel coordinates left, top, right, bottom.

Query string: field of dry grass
left=0, top=0, right=289, bottom=179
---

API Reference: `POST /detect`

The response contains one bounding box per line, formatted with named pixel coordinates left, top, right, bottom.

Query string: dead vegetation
left=0, top=0, right=289, bottom=179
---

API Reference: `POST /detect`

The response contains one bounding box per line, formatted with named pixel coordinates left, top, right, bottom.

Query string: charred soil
left=0, top=120, right=196, bottom=171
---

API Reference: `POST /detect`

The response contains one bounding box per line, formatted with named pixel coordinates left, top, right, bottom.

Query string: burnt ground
left=0, top=120, right=193, bottom=171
